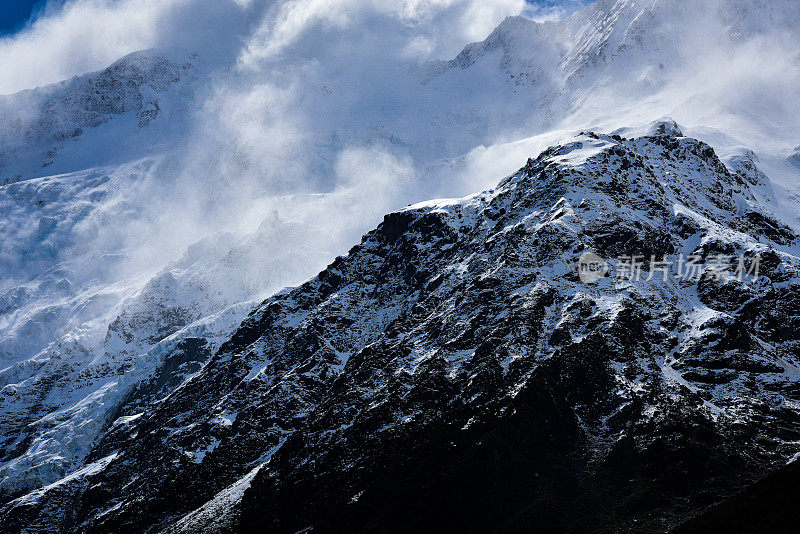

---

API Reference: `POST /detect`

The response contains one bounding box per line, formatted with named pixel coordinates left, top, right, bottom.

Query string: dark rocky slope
left=3, top=121, right=800, bottom=533
left=671, top=459, right=800, bottom=534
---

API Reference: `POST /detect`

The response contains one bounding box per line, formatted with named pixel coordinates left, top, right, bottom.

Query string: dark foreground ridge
left=2, top=121, right=800, bottom=533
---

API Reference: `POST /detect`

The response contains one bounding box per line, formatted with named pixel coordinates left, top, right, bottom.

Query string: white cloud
left=240, top=0, right=525, bottom=68
left=0, top=0, right=264, bottom=94
left=0, top=0, right=527, bottom=95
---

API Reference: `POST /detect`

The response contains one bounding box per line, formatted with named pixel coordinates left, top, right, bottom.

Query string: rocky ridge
left=3, top=121, right=800, bottom=532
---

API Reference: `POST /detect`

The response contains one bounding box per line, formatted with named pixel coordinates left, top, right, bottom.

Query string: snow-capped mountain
left=0, top=50, right=200, bottom=182
left=1, top=0, right=800, bottom=531
left=4, top=120, right=800, bottom=532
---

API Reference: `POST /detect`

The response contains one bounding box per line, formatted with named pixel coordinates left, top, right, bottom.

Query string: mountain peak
left=6, top=128, right=798, bottom=532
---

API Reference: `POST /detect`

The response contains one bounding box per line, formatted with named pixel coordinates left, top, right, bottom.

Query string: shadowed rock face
left=3, top=123, right=800, bottom=533
left=671, top=459, right=800, bottom=534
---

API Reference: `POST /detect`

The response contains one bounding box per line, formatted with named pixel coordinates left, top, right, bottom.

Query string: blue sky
left=0, top=1, right=593, bottom=37
left=0, top=0, right=47, bottom=35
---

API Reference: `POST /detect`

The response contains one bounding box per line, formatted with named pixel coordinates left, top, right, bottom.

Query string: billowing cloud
left=0, top=0, right=528, bottom=95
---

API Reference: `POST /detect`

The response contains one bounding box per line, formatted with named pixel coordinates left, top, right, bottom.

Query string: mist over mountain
left=1, top=0, right=799, bottom=531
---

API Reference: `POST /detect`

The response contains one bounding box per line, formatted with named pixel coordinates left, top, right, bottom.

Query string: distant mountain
left=0, top=50, right=198, bottom=181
